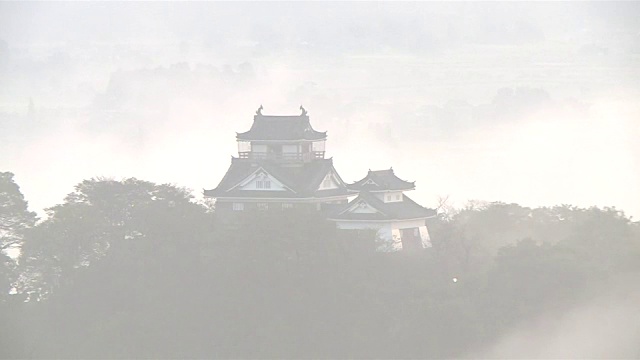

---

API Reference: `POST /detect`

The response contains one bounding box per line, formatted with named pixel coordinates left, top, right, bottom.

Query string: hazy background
left=1, top=1, right=639, bottom=218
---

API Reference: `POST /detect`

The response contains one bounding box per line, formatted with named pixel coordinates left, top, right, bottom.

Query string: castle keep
left=205, top=107, right=436, bottom=250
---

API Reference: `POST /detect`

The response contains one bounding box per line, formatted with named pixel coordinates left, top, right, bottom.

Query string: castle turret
left=235, top=106, right=327, bottom=164
left=329, top=168, right=436, bottom=252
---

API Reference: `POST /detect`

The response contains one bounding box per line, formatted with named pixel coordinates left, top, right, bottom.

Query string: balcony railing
left=238, top=151, right=325, bottom=162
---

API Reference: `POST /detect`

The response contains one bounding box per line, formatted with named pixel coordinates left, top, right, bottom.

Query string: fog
left=473, top=273, right=640, bottom=358
left=1, top=2, right=640, bottom=358
left=2, top=2, right=638, bottom=219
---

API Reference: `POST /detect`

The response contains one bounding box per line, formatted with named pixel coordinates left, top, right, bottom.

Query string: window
left=282, top=203, right=293, bottom=210
left=385, top=193, right=401, bottom=202
left=256, top=180, right=271, bottom=189
left=232, top=203, right=244, bottom=211
left=257, top=203, right=268, bottom=211
left=255, top=172, right=271, bottom=190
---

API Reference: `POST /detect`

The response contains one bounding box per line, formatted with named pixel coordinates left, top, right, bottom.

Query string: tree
left=10, top=177, right=640, bottom=359
left=19, top=177, right=212, bottom=300
left=15, top=178, right=216, bottom=357
left=0, top=172, right=36, bottom=357
left=0, top=172, right=37, bottom=296
left=0, top=172, right=37, bottom=253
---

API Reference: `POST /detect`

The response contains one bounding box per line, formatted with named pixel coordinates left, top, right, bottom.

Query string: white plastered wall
left=282, top=144, right=298, bottom=153
left=334, top=218, right=431, bottom=251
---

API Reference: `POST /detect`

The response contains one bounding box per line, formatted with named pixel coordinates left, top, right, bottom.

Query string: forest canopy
left=1, top=173, right=639, bottom=358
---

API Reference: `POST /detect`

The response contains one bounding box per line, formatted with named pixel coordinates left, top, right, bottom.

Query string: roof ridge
left=237, top=109, right=326, bottom=141
left=256, top=114, right=308, bottom=118
left=370, top=168, right=394, bottom=174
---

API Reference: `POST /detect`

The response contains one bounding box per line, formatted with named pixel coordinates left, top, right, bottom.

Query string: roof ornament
left=256, top=104, right=263, bottom=116
left=300, top=105, right=307, bottom=116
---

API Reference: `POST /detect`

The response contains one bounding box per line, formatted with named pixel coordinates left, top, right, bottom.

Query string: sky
left=0, top=2, right=639, bottom=219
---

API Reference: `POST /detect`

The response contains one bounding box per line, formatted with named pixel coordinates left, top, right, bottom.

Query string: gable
left=231, top=168, right=289, bottom=192
left=342, top=199, right=384, bottom=215
left=317, top=170, right=341, bottom=191
left=363, top=178, right=378, bottom=186
left=348, top=169, right=415, bottom=191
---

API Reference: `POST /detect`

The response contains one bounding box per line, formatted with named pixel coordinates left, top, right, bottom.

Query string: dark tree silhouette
left=1, top=175, right=638, bottom=358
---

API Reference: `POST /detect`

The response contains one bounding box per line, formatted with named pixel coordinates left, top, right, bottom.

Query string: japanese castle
left=205, top=106, right=436, bottom=251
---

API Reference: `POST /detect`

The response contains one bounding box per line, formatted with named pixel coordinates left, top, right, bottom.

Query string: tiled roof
left=204, top=158, right=352, bottom=199
left=236, top=114, right=327, bottom=141
left=348, top=168, right=415, bottom=191
left=328, top=191, right=436, bottom=221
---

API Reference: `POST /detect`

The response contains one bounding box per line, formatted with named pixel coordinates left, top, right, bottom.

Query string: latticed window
left=282, top=203, right=293, bottom=210
left=233, top=202, right=244, bottom=211
left=255, top=173, right=271, bottom=189
left=257, top=203, right=268, bottom=211
left=256, top=180, right=271, bottom=189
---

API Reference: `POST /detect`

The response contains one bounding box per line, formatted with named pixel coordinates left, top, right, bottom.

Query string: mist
left=1, top=2, right=639, bottom=358
left=2, top=2, right=638, bottom=219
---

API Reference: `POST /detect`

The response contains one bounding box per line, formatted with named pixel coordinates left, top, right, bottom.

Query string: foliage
left=0, top=172, right=37, bottom=252
left=19, top=177, right=212, bottom=300
left=0, top=172, right=37, bottom=299
left=1, top=175, right=639, bottom=358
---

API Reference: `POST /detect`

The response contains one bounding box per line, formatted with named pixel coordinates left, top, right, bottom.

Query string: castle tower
left=204, top=106, right=352, bottom=212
